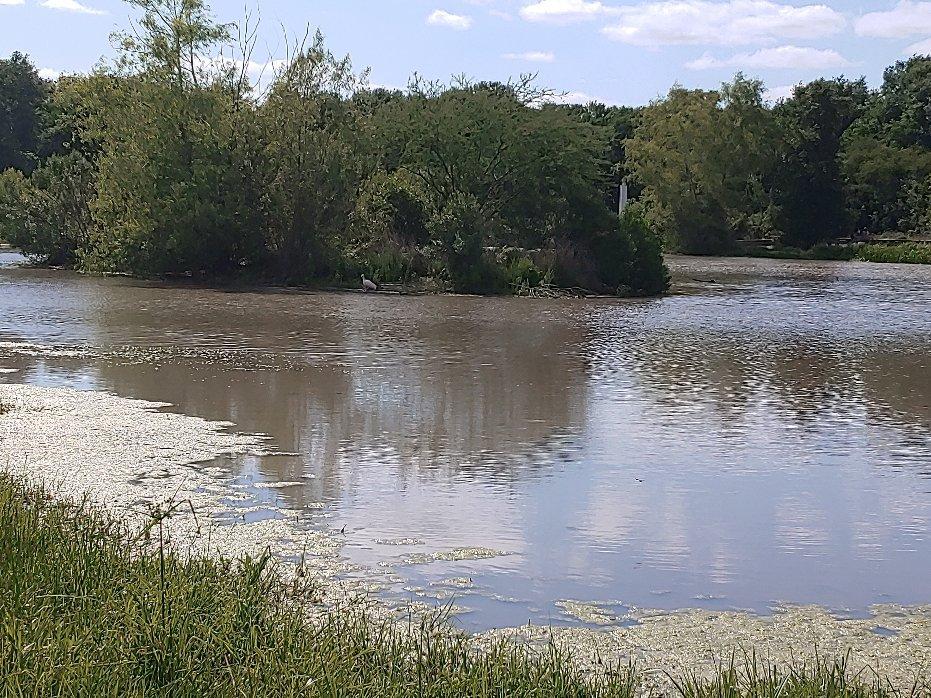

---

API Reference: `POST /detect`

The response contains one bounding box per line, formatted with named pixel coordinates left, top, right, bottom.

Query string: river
left=1, top=252, right=929, bottom=631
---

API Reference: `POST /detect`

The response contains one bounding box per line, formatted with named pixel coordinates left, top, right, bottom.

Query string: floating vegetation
left=481, top=605, right=931, bottom=694
left=376, top=538, right=426, bottom=546
left=556, top=600, right=625, bottom=626
left=386, top=547, right=510, bottom=567
left=0, top=383, right=350, bottom=587
left=434, top=577, right=475, bottom=590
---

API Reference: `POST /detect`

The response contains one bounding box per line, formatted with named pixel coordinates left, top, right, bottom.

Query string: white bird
left=361, top=274, right=377, bottom=292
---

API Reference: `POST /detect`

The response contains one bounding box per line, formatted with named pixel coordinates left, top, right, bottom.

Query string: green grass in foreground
left=0, top=473, right=926, bottom=697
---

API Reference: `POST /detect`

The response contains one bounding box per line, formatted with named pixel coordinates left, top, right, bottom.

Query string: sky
left=1, top=0, right=931, bottom=105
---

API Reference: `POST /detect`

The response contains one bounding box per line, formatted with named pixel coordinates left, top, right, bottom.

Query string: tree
left=0, top=52, right=48, bottom=173
left=256, top=31, right=369, bottom=280
left=627, top=76, right=778, bottom=254
left=773, top=78, right=869, bottom=247
left=79, top=0, right=265, bottom=275
left=374, top=78, right=610, bottom=251
left=550, top=102, right=643, bottom=210
left=0, top=153, right=94, bottom=265
left=842, top=56, right=931, bottom=234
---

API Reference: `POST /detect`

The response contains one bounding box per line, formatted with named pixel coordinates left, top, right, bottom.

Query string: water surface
left=1, top=255, right=929, bottom=629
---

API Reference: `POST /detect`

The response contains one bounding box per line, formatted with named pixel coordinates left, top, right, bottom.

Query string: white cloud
left=538, top=89, right=615, bottom=104
left=763, top=84, right=796, bottom=102
left=40, top=0, right=105, bottom=13
left=490, top=9, right=514, bottom=20
left=0, top=0, right=26, bottom=6
left=503, top=51, right=556, bottom=62
left=905, top=36, right=931, bottom=53
left=519, top=0, right=614, bottom=23
left=427, top=9, right=473, bottom=29
left=244, top=59, right=287, bottom=75
left=854, top=1, right=931, bottom=38
left=602, top=0, right=845, bottom=47
left=686, top=45, right=853, bottom=70
left=38, top=67, right=62, bottom=80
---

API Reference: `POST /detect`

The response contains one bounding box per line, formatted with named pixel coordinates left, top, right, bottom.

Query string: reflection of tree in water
left=90, top=291, right=590, bottom=509
left=593, top=324, right=931, bottom=460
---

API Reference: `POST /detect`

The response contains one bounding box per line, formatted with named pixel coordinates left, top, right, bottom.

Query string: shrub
left=592, top=207, right=669, bottom=295
left=429, top=194, right=505, bottom=294
left=504, top=255, right=549, bottom=291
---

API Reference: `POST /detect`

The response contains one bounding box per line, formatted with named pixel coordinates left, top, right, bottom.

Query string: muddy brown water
left=1, top=252, right=929, bottom=630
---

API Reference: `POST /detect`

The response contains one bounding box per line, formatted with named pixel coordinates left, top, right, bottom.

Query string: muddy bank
left=0, top=382, right=928, bottom=691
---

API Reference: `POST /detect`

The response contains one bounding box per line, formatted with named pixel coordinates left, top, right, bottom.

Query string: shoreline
left=1, top=381, right=929, bottom=692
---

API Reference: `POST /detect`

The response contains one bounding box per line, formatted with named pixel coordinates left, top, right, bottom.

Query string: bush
left=592, top=207, right=669, bottom=295
left=544, top=239, right=601, bottom=290
left=429, top=194, right=505, bottom=294
left=504, top=255, right=548, bottom=291
left=856, top=242, right=931, bottom=264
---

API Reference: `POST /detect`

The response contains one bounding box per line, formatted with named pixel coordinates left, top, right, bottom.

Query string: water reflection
left=0, top=256, right=929, bottom=628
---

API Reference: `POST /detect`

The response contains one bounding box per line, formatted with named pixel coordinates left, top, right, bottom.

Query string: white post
left=618, top=182, right=628, bottom=216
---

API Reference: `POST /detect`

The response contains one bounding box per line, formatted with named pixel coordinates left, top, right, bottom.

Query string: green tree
left=79, top=0, right=265, bottom=274
left=551, top=102, right=643, bottom=210
left=257, top=32, right=369, bottom=280
left=773, top=78, right=869, bottom=247
left=0, top=153, right=94, bottom=264
left=628, top=76, right=778, bottom=254
left=428, top=191, right=503, bottom=293
left=375, top=79, right=610, bottom=251
left=842, top=57, right=931, bottom=235
left=0, top=52, right=48, bottom=173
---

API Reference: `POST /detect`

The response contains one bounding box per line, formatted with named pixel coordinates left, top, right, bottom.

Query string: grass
left=855, top=243, right=931, bottom=264
left=0, top=401, right=11, bottom=416
left=737, top=242, right=931, bottom=264
left=0, top=473, right=927, bottom=697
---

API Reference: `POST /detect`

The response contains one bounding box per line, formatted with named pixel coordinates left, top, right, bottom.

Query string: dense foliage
left=0, top=0, right=668, bottom=295
left=627, top=62, right=931, bottom=253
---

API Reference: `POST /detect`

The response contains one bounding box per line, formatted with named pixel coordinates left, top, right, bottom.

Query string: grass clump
left=0, top=473, right=926, bottom=697
left=0, top=401, right=11, bottom=415
left=670, top=651, right=927, bottom=698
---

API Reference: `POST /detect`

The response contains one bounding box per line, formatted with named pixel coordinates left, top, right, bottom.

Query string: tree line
left=625, top=61, right=931, bottom=254
left=0, top=0, right=667, bottom=296
left=1, top=0, right=929, bottom=297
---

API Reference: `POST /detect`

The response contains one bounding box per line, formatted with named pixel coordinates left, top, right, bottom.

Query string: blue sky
left=2, top=0, right=930, bottom=105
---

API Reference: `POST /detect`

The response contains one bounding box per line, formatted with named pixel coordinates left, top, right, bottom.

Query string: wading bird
left=361, top=275, right=377, bottom=292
